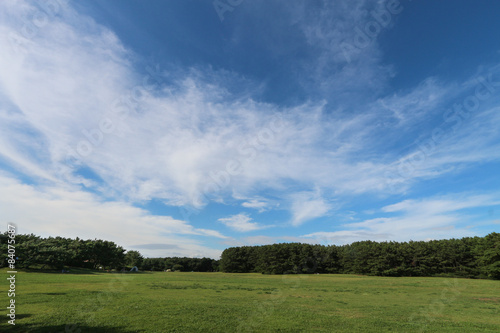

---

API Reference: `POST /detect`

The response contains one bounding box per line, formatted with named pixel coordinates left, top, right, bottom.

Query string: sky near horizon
left=1, top=0, right=500, bottom=259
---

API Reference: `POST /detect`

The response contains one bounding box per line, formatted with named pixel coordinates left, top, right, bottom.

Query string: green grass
left=1, top=268, right=499, bottom=332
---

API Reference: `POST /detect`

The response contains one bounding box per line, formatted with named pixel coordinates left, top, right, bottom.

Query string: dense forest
left=141, top=257, right=219, bottom=272
left=220, top=233, right=500, bottom=279
left=0, top=233, right=217, bottom=272
left=1, top=232, right=499, bottom=279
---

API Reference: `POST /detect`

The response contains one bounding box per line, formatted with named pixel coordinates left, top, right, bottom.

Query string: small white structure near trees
left=130, top=266, right=139, bottom=272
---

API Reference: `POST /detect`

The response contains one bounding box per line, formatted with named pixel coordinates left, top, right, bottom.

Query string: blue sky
left=1, top=0, right=500, bottom=258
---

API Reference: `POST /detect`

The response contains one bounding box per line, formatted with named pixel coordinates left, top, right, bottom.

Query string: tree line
left=220, top=233, right=500, bottom=279
left=141, top=257, right=219, bottom=272
left=1, top=232, right=499, bottom=279
left=0, top=233, right=216, bottom=272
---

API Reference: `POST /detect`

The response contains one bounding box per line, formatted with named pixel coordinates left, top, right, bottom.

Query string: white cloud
left=374, top=77, right=454, bottom=126
left=290, top=191, right=332, bottom=226
left=0, top=1, right=401, bottom=211
left=218, top=213, right=265, bottom=232
left=241, top=198, right=272, bottom=212
left=279, top=0, right=404, bottom=106
left=303, top=193, right=500, bottom=244
left=382, top=194, right=500, bottom=215
left=385, top=102, right=500, bottom=189
left=0, top=173, right=225, bottom=258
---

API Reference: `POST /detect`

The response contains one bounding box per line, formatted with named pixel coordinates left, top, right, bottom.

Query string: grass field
left=1, top=268, right=499, bottom=332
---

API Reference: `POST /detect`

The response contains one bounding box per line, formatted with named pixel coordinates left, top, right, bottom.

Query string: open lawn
left=1, top=268, right=499, bottom=332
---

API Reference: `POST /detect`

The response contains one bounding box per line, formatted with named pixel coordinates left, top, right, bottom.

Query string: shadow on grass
left=13, top=314, right=31, bottom=320
left=5, top=322, right=145, bottom=332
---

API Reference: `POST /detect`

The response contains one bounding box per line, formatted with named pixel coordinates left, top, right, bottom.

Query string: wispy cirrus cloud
left=218, top=213, right=266, bottom=232
left=287, top=0, right=399, bottom=102
left=0, top=1, right=396, bottom=215
left=304, top=192, right=500, bottom=245
left=241, top=197, right=276, bottom=212
left=290, top=191, right=332, bottom=226
left=2, top=1, right=499, bottom=213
